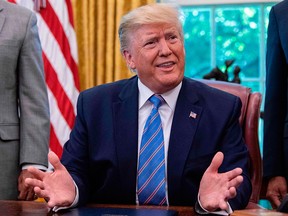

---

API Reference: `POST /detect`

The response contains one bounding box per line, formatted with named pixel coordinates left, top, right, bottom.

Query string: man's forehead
left=135, top=24, right=178, bottom=35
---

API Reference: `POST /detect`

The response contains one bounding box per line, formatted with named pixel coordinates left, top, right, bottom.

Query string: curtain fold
left=71, top=0, right=155, bottom=90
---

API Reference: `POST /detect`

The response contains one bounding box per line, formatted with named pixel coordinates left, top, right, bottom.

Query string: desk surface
left=0, top=200, right=287, bottom=216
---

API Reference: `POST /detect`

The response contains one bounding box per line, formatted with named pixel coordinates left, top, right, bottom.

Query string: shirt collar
left=138, top=78, right=182, bottom=112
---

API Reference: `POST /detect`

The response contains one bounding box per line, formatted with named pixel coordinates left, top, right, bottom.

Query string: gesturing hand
left=25, top=151, right=76, bottom=208
left=199, top=152, right=243, bottom=212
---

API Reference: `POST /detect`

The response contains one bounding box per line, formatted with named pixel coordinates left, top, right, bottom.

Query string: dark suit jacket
left=61, top=76, right=251, bottom=210
left=264, top=0, right=288, bottom=180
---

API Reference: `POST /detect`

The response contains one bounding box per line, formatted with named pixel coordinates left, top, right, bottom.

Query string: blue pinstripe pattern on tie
left=137, top=95, right=167, bottom=205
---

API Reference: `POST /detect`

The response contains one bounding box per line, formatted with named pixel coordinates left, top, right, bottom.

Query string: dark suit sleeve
left=263, top=7, right=287, bottom=178
left=219, top=97, right=252, bottom=210
left=61, top=93, right=91, bottom=206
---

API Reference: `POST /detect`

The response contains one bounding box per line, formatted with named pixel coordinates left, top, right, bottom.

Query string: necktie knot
left=149, top=95, right=163, bottom=109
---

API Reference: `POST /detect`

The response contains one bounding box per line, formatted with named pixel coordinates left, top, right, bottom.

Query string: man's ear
left=123, top=50, right=136, bottom=70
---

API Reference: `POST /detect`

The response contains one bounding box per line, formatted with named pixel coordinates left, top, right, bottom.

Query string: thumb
left=48, top=151, right=64, bottom=171
left=206, top=152, right=224, bottom=174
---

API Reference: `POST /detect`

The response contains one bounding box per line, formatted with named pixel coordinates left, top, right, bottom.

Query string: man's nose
left=159, top=40, right=172, bottom=56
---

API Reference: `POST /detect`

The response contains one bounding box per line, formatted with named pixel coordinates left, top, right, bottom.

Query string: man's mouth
left=157, top=61, right=175, bottom=68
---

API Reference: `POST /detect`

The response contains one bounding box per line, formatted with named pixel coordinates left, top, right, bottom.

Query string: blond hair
left=118, top=3, right=183, bottom=54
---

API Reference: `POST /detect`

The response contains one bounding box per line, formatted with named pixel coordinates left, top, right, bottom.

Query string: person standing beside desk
left=0, top=0, right=50, bottom=200
left=26, top=3, right=252, bottom=215
left=263, top=0, right=288, bottom=209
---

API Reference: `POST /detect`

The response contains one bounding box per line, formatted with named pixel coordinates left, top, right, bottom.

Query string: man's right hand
left=266, top=176, right=287, bottom=208
left=25, top=151, right=76, bottom=208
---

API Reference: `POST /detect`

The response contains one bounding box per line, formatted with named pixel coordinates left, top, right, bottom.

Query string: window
left=180, top=3, right=273, bottom=94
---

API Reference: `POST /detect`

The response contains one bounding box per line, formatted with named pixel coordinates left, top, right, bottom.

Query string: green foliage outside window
left=182, top=8, right=211, bottom=79
left=181, top=4, right=273, bottom=92
left=215, top=6, right=260, bottom=79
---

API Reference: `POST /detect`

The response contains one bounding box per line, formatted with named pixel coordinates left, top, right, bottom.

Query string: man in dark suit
left=26, top=3, right=251, bottom=214
left=264, top=0, right=288, bottom=208
left=0, top=0, right=49, bottom=200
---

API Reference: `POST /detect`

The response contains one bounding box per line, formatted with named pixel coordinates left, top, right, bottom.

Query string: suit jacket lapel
left=113, top=76, right=139, bottom=202
left=167, top=78, right=203, bottom=201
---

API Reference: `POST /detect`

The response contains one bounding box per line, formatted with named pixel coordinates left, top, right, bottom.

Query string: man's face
left=123, top=23, right=185, bottom=94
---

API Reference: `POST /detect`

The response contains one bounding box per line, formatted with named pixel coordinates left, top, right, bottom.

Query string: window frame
left=159, top=0, right=281, bottom=5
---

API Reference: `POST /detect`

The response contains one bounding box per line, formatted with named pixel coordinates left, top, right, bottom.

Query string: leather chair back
left=199, top=79, right=262, bottom=204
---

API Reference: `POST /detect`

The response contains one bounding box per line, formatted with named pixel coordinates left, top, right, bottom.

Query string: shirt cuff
left=196, top=194, right=233, bottom=215
left=22, top=164, right=47, bottom=171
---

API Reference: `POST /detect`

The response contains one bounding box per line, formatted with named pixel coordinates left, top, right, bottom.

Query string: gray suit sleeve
left=18, top=11, right=50, bottom=167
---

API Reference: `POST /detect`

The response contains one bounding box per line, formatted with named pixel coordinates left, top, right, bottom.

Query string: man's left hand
left=199, top=152, right=243, bottom=212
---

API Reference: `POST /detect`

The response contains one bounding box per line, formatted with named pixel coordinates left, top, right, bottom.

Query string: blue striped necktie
left=137, top=94, right=167, bottom=205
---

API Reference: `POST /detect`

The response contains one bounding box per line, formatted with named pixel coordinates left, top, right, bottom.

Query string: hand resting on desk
left=25, top=151, right=244, bottom=213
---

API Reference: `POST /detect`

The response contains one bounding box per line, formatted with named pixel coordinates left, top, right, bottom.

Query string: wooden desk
left=233, top=209, right=288, bottom=216
left=0, top=200, right=287, bottom=216
left=0, top=201, right=191, bottom=216
left=86, top=203, right=193, bottom=216
left=0, top=201, right=193, bottom=216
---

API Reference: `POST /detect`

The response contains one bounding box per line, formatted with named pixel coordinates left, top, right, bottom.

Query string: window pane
left=265, top=5, right=273, bottom=31
left=182, top=8, right=211, bottom=78
left=215, top=6, right=260, bottom=79
left=262, top=4, right=273, bottom=106
left=181, top=3, right=275, bottom=95
left=241, top=80, right=260, bottom=92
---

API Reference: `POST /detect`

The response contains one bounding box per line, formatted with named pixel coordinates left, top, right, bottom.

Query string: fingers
left=27, top=167, right=45, bottom=180
left=218, top=187, right=237, bottom=211
left=223, top=171, right=243, bottom=202
left=26, top=190, right=36, bottom=201
left=269, top=195, right=281, bottom=208
left=218, top=178, right=242, bottom=211
left=229, top=175, right=243, bottom=188
left=34, top=186, right=49, bottom=199
left=223, top=170, right=243, bottom=191
left=25, top=178, right=45, bottom=190
left=18, top=187, right=35, bottom=201
left=219, top=200, right=229, bottom=211
left=225, top=167, right=243, bottom=181
left=31, top=185, right=52, bottom=206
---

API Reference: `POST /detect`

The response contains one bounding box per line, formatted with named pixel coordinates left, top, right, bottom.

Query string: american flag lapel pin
left=189, top=111, right=197, bottom=119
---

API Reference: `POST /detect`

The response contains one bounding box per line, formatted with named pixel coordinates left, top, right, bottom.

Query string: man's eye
left=144, top=41, right=156, bottom=48
left=145, top=41, right=155, bottom=46
left=169, top=35, right=178, bottom=40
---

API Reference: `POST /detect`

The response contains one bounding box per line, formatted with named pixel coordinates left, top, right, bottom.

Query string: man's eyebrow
left=141, top=34, right=159, bottom=42
left=164, top=29, right=178, bottom=34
